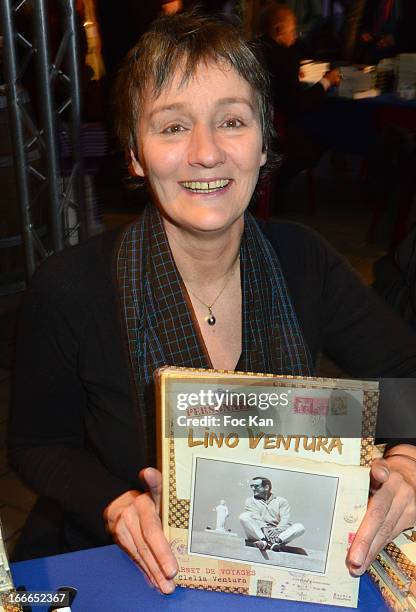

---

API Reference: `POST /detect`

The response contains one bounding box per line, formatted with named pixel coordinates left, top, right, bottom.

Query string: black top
left=8, top=220, right=416, bottom=553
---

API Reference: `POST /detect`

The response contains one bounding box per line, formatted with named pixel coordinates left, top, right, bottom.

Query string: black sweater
left=8, top=221, right=416, bottom=552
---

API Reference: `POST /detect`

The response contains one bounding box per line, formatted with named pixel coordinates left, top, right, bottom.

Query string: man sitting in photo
left=240, top=477, right=305, bottom=551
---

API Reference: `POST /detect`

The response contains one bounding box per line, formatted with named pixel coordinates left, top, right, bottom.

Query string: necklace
left=186, top=257, right=240, bottom=326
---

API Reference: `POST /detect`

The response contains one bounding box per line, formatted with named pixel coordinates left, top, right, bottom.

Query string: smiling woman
left=129, top=62, right=266, bottom=236
left=111, top=14, right=278, bottom=376
left=8, top=9, right=416, bottom=598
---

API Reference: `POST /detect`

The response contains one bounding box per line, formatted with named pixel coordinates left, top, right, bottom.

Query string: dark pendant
left=205, top=314, right=216, bottom=326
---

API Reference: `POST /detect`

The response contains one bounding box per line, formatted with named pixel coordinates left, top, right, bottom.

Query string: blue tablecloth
left=300, top=93, right=416, bottom=155
left=11, top=544, right=389, bottom=611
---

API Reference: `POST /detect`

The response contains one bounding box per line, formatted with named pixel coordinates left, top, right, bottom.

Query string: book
left=351, top=88, right=381, bottom=99
left=299, top=60, right=330, bottom=84
left=156, top=367, right=379, bottom=607
left=385, top=534, right=416, bottom=582
left=338, top=65, right=377, bottom=98
left=396, top=54, right=416, bottom=92
left=367, top=562, right=410, bottom=611
left=367, top=512, right=416, bottom=609
left=377, top=549, right=415, bottom=596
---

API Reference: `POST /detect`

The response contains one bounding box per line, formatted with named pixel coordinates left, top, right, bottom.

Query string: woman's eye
left=221, top=118, right=243, bottom=129
left=162, top=124, right=185, bottom=134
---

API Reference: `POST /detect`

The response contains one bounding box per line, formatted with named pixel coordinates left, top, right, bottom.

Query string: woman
left=9, top=11, right=416, bottom=595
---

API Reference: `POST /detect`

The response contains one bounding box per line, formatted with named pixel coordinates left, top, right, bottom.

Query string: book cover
left=156, top=367, right=379, bottom=607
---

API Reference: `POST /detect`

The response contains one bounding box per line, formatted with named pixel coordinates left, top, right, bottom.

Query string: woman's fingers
left=351, top=489, right=413, bottom=575
left=111, top=492, right=178, bottom=593
left=347, top=482, right=395, bottom=574
left=134, top=538, right=176, bottom=593
left=135, top=492, right=179, bottom=579
left=123, top=506, right=176, bottom=593
left=347, top=459, right=392, bottom=572
left=112, top=517, right=157, bottom=588
left=346, top=458, right=416, bottom=576
left=369, top=459, right=390, bottom=493
left=139, top=467, right=162, bottom=513
left=104, top=471, right=178, bottom=593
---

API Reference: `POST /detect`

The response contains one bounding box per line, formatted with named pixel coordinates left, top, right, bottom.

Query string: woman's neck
left=163, top=217, right=243, bottom=286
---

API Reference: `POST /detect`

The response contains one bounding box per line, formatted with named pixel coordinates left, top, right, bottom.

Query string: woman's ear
left=129, top=149, right=145, bottom=177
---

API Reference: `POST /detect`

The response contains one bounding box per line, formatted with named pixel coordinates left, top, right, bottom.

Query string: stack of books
left=369, top=530, right=416, bottom=611
left=338, top=65, right=379, bottom=99
left=299, top=59, right=330, bottom=85
left=376, top=58, right=396, bottom=92
left=396, top=54, right=416, bottom=100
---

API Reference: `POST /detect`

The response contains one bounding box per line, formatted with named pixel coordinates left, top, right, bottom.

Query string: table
left=297, top=93, right=416, bottom=247
left=11, top=544, right=389, bottom=611
left=301, top=93, right=416, bottom=155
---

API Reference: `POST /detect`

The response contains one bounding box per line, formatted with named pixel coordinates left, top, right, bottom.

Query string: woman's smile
left=179, top=178, right=232, bottom=195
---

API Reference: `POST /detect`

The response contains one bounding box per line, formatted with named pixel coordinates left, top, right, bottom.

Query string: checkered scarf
left=115, top=204, right=312, bottom=463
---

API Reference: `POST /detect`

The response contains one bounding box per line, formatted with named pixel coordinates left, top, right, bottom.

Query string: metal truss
left=1, top=0, right=86, bottom=292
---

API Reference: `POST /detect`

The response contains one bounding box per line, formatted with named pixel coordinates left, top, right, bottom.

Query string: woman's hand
left=346, top=446, right=416, bottom=576
left=103, top=467, right=178, bottom=594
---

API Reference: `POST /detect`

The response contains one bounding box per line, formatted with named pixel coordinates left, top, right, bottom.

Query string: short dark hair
left=251, top=476, right=272, bottom=490
left=113, top=11, right=275, bottom=181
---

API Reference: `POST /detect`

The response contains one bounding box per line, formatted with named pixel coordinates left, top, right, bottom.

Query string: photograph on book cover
left=166, top=454, right=369, bottom=606
left=188, top=457, right=338, bottom=574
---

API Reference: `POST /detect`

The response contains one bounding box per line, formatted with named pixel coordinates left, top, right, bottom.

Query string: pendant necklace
left=187, top=257, right=239, bottom=326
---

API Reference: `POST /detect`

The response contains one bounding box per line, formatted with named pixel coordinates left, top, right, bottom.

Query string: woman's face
left=131, top=61, right=266, bottom=235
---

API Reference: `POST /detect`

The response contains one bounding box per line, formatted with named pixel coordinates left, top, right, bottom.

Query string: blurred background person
left=283, top=0, right=324, bottom=37
left=257, top=4, right=341, bottom=204
left=162, top=0, right=183, bottom=15
left=355, top=0, right=402, bottom=63
left=341, top=0, right=367, bottom=61
left=279, top=0, right=326, bottom=55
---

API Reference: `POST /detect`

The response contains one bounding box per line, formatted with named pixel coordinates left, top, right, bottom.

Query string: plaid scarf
left=115, top=204, right=312, bottom=463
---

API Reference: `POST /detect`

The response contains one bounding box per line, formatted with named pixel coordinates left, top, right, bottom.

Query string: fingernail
left=161, top=580, right=176, bottom=595
left=162, top=563, right=177, bottom=579
left=349, top=566, right=365, bottom=577
left=350, top=550, right=365, bottom=567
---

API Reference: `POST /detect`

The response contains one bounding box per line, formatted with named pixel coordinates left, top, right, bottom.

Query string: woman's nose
left=187, top=124, right=225, bottom=168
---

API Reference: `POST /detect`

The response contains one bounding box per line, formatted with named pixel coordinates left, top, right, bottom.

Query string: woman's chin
left=159, top=198, right=246, bottom=234
left=188, top=209, right=243, bottom=233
